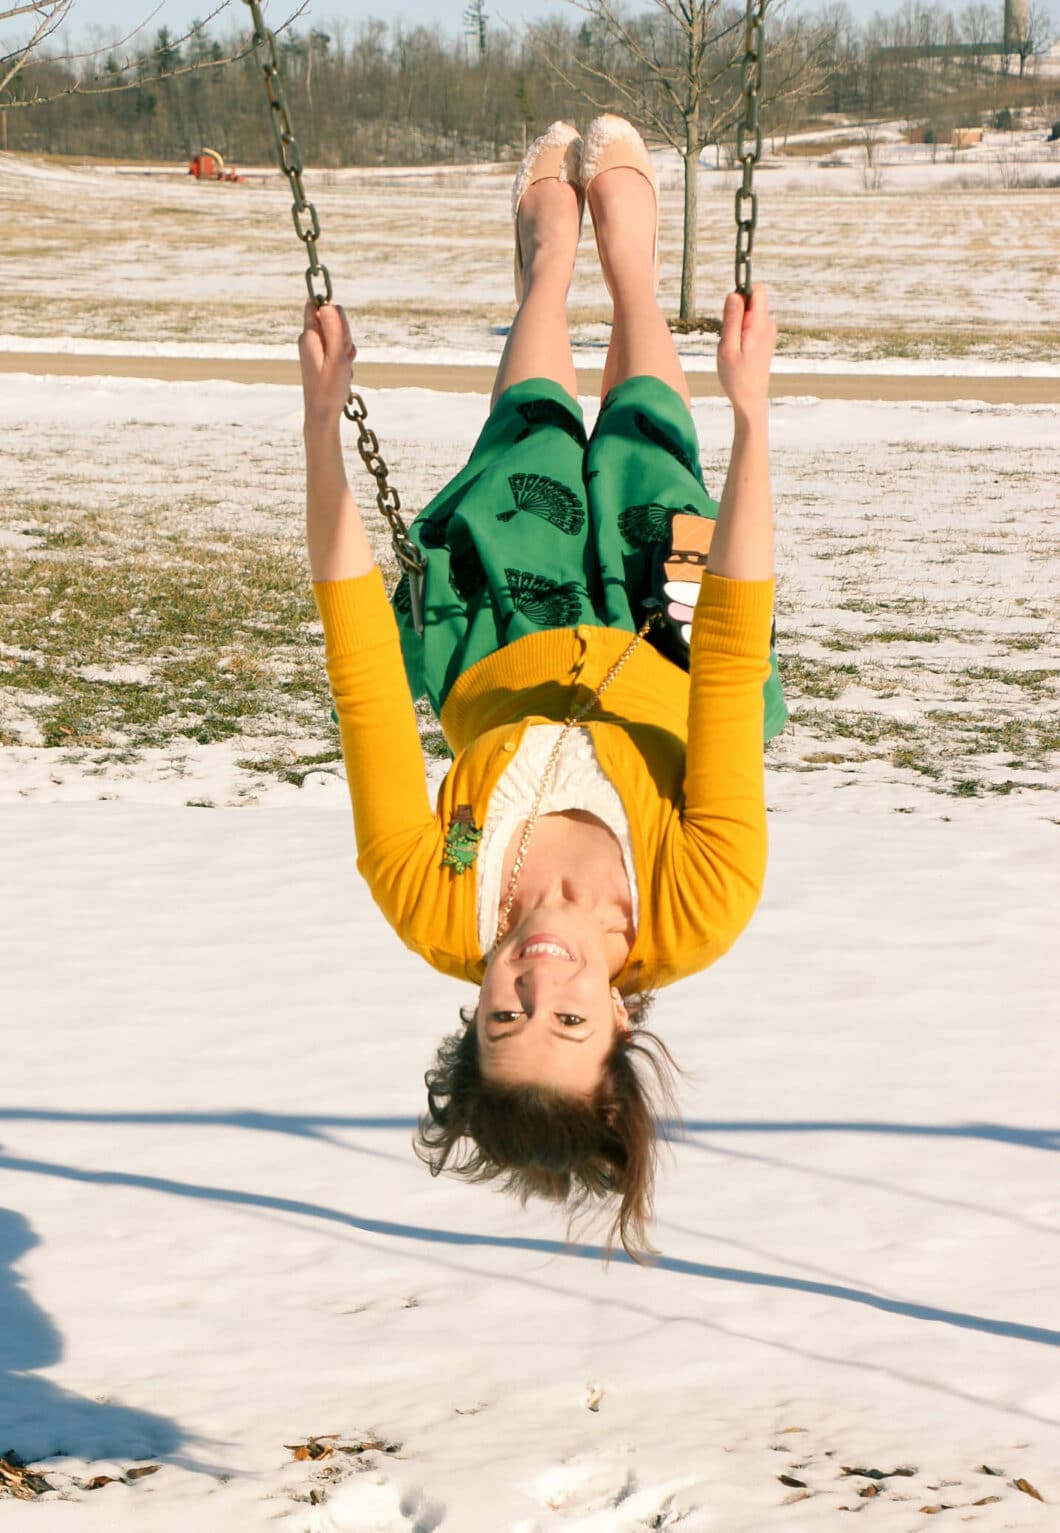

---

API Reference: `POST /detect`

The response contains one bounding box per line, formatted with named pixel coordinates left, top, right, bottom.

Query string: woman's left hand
left=299, top=300, right=356, bottom=432
left=716, top=284, right=776, bottom=428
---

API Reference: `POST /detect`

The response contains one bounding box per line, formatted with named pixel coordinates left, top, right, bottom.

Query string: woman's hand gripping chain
left=716, top=283, right=776, bottom=428
left=299, top=300, right=357, bottom=434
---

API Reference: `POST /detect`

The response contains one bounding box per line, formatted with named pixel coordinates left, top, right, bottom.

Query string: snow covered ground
left=4, top=781, right=1058, bottom=1529
left=1, top=146, right=1058, bottom=1527
left=1, top=135, right=1058, bottom=360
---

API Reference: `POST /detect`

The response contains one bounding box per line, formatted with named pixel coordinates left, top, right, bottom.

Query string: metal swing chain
left=734, top=0, right=766, bottom=298
left=240, top=0, right=427, bottom=623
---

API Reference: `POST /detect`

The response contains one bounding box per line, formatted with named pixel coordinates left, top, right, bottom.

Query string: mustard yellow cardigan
left=313, top=567, right=773, bottom=992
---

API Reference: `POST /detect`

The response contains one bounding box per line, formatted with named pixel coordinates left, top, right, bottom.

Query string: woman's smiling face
left=476, top=906, right=629, bottom=1096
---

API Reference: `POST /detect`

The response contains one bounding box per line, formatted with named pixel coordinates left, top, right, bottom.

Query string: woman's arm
left=300, top=300, right=377, bottom=581
left=299, top=302, right=437, bottom=880
left=666, top=287, right=775, bottom=963
left=706, top=285, right=776, bottom=582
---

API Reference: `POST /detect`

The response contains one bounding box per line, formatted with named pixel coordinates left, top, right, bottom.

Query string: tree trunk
left=680, top=138, right=699, bottom=322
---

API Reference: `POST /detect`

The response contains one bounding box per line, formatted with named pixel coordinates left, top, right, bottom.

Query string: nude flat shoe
left=511, top=120, right=584, bottom=303
left=578, top=114, right=660, bottom=295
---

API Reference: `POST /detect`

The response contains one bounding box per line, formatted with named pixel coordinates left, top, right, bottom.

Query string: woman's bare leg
left=490, top=178, right=581, bottom=412
left=590, top=167, right=691, bottom=408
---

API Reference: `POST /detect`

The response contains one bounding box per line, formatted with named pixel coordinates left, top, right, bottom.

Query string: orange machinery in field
left=188, top=147, right=245, bottom=183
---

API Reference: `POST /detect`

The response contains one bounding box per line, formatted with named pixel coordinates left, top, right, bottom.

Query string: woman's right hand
left=716, top=285, right=776, bottom=426
left=298, top=300, right=356, bottom=433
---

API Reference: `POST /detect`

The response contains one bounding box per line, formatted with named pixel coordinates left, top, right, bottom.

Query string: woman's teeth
left=519, top=942, right=573, bottom=960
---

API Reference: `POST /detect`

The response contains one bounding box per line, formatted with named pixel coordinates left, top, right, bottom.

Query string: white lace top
left=476, top=724, right=640, bottom=956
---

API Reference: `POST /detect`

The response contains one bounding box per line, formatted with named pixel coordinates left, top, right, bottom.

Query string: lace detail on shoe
left=511, top=120, right=581, bottom=218
left=579, top=114, right=657, bottom=193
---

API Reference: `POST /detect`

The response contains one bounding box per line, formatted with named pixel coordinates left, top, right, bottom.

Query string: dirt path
left=3, top=352, right=1058, bottom=404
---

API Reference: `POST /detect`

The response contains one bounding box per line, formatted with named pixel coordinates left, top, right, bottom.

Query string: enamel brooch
left=442, top=805, right=482, bottom=875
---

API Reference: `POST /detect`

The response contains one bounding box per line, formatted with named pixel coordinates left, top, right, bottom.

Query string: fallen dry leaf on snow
left=0, top=1453, right=54, bottom=1500
left=971, top=1495, right=1002, bottom=1505
left=842, top=1464, right=916, bottom=1480
left=285, top=1433, right=399, bottom=1461
left=1010, top=1477, right=1044, bottom=1501
left=337, top=1435, right=400, bottom=1456
left=778, top=1474, right=806, bottom=1488
left=286, top=1436, right=340, bottom=1462
left=782, top=1489, right=812, bottom=1504
left=82, top=1464, right=159, bottom=1490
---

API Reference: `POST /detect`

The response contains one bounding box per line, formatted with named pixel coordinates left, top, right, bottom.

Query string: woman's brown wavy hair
left=414, top=994, right=681, bottom=1261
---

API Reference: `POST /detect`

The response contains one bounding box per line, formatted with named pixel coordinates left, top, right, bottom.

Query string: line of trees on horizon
left=3, top=0, right=1056, bottom=171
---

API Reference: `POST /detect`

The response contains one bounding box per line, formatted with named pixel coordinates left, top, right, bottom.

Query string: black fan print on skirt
left=619, top=501, right=708, bottom=549
left=497, top=473, right=585, bottom=535
left=391, top=572, right=412, bottom=615
left=513, top=398, right=586, bottom=449
left=504, top=569, right=583, bottom=628
left=633, top=411, right=698, bottom=477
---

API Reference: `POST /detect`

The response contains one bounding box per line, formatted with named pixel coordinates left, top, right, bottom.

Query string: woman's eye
left=559, top=1014, right=586, bottom=1027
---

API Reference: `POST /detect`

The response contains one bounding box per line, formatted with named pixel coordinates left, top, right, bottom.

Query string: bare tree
left=1, top=0, right=74, bottom=97
left=1012, top=0, right=1054, bottom=73
left=532, top=0, right=828, bottom=321
left=860, top=121, right=886, bottom=189
left=0, top=0, right=304, bottom=113
left=958, top=0, right=996, bottom=65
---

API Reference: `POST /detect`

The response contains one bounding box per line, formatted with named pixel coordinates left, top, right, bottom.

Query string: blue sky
left=70, top=0, right=911, bottom=50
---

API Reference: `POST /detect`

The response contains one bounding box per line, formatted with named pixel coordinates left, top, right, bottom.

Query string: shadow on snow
left=0, top=1207, right=188, bottom=1466
left=2, top=1148, right=1058, bottom=1352
left=0, top=1108, right=1057, bottom=1153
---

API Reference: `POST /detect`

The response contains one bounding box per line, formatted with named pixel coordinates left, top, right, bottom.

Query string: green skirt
left=392, top=374, right=787, bottom=741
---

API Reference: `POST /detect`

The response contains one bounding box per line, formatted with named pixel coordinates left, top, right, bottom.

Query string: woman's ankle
left=519, top=259, right=573, bottom=303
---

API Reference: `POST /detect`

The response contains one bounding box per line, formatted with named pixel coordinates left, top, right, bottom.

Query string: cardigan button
left=502, top=741, right=516, bottom=752
left=576, top=624, right=590, bottom=639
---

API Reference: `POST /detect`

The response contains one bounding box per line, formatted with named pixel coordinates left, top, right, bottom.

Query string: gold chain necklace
left=494, top=613, right=657, bottom=949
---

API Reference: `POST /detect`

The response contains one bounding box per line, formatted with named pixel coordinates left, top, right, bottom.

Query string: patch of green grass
left=998, top=634, right=1046, bottom=652
left=788, top=704, right=1059, bottom=785
left=235, top=749, right=344, bottom=787
left=838, top=597, right=921, bottom=615
left=788, top=707, right=917, bottom=746
left=869, top=630, right=943, bottom=644
left=925, top=710, right=1060, bottom=762
left=892, top=747, right=942, bottom=779
left=820, top=626, right=964, bottom=651
left=951, top=778, right=982, bottom=797
left=422, top=730, right=453, bottom=760
left=779, top=655, right=860, bottom=700
left=813, top=545, right=875, bottom=561
left=959, top=666, right=1054, bottom=695
left=19, top=523, right=92, bottom=550
left=1, top=509, right=331, bottom=756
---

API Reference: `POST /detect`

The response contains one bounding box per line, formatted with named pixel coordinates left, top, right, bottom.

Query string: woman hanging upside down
left=299, top=116, right=787, bottom=1259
